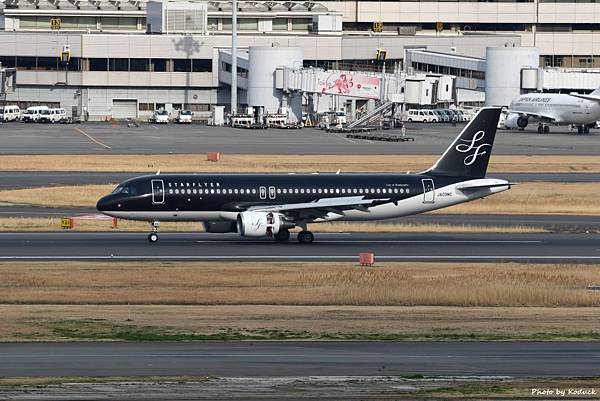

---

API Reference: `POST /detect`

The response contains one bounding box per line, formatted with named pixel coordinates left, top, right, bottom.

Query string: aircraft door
left=259, top=186, right=267, bottom=200
left=151, top=179, right=165, bottom=204
left=422, top=179, right=435, bottom=204
left=268, top=186, right=276, bottom=200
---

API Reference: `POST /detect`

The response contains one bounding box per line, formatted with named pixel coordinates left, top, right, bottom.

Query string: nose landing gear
left=148, top=221, right=160, bottom=243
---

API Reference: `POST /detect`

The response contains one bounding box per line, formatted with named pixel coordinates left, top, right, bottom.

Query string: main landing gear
left=537, top=123, right=550, bottom=134
left=297, top=230, right=314, bottom=244
left=148, top=220, right=160, bottom=243
left=274, top=229, right=315, bottom=244
left=274, top=229, right=291, bottom=242
left=577, top=125, right=590, bottom=134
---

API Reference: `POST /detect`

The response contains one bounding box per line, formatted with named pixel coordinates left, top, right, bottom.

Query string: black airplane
left=97, top=107, right=511, bottom=244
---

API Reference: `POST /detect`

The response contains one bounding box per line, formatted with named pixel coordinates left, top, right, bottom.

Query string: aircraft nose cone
left=96, top=195, right=110, bottom=212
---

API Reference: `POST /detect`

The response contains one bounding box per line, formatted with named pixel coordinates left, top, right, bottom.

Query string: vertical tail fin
left=424, top=107, right=502, bottom=179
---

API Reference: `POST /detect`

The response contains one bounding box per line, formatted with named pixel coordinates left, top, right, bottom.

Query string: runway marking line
left=194, top=240, right=542, bottom=244
left=0, top=255, right=598, bottom=260
left=73, top=127, right=112, bottom=150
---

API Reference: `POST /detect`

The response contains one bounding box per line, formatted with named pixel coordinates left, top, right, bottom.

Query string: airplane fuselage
left=98, top=173, right=509, bottom=223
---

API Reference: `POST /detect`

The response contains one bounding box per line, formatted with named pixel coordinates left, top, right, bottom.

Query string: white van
left=0, top=105, right=21, bottom=122
left=150, top=109, right=169, bottom=124
left=21, top=106, right=49, bottom=123
left=404, top=109, right=439, bottom=123
left=39, top=108, right=67, bottom=123
left=175, top=109, right=193, bottom=124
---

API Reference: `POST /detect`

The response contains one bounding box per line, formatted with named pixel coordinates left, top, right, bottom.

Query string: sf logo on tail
left=455, top=130, right=491, bottom=166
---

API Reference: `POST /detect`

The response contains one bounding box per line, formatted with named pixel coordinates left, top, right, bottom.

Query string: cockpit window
left=111, top=185, right=137, bottom=195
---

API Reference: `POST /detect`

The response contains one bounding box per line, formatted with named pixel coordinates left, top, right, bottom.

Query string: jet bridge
left=217, top=47, right=455, bottom=126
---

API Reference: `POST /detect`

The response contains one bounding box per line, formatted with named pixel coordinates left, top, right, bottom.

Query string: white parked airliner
left=505, top=87, right=600, bottom=134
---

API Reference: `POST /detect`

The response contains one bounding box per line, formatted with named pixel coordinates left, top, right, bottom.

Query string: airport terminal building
left=0, top=0, right=597, bottom=120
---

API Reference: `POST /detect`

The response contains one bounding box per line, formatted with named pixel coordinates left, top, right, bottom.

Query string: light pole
left=231, top=0, right=237, bottom=115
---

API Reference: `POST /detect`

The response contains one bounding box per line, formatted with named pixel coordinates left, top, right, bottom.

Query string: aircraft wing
left=570, top=94, right=600, bottom=103
left=508, top=110, right=557, bottom=122
left=247, top=196, right=390, bottom=220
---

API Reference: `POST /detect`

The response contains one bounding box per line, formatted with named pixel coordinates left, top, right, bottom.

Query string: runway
left=0, top=232, right=598, bottom=262
left=2, top=341, right=599, bottom=377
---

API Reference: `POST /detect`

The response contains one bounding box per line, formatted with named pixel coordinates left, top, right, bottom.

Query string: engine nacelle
left=237, top=211, right=285, bottom=237
left=203, top=221, right=237, bottom=233
left=505, top=113, right=528, bottom=129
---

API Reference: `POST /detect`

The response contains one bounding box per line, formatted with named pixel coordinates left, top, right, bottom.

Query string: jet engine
left=237, top=211, right=292, bottom=237
left=505, top=113, right=528, bottom=129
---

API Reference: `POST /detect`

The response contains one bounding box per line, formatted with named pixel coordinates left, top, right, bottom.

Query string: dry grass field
left=0, top=154, right=599, bottom=173
left=1, top=261, right=598, bottom=307
left=0, top=261, right=599, bottom=341
left=3, top=304, right=600, bottom=342
left=0, top=217, right=542, bottom=233
left=0, top=182, right=597, bottom=216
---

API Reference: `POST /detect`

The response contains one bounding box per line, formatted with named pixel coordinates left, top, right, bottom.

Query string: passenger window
left=376, top=189, right=381, bottom=194
left=324, top=189, right=328, bottom=194
left=318, top=189, right=322, bottom=194
left=335, top=189, right=340, bottom=194
left=168, top=189, right=173, bottom=194
left=175, top=189, right=179, bottom=194
left=252, top=189, right=256, bottom=194
left=192, top=189, right=197, bottom=194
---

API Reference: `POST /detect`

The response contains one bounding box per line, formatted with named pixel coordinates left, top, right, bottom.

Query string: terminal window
left=192, top=59, right=212, bottom=72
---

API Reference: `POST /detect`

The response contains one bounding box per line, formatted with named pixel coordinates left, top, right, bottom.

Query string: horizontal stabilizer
left=456, top=181, right=516, bottom=192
